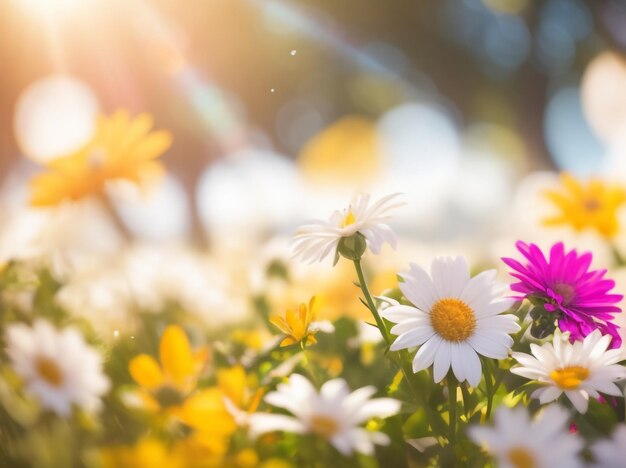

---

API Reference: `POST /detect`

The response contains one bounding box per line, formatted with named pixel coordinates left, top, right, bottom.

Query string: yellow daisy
left=127, top=326, right=237, bottom=462
left=128, top=325, right=209, bottom=412
left=30, top=110, right=172, bottom=207
left=270, top=297, right=331, bottom=347
left=543, top=173, right=626, bottom=239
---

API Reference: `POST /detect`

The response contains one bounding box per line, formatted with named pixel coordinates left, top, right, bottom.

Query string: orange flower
left=30, top=110, right=172, bottom=206
left=543, top=173, right=626, bottom=239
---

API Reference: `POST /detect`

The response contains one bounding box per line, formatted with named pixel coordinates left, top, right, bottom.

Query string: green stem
left=611, top=243, right=626, bottom=267
left=448, top=376, right=457, bottom=446
left=484, top=359, right=494, bottom=420
left=352, top=258, right=422, bottom=400
left=353, top=259, right=390, bottom=345
left=301, top=348, right=321, bottom=386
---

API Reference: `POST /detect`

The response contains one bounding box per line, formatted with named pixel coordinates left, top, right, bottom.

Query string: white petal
left=565, top=390, right=589, bottom=414
left=248, top=414, right=307, bottom=438
left=433, top=341, right=452, bottom=383
left=412, top=336, right=443, bottom=373
left=390, top=325, right=435, bottom=351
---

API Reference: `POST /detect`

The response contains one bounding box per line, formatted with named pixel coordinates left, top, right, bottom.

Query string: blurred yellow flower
left=270, top=296, right=318, bottom=347
left=298, top=116, right=381, bottom=186
left=101, top=436, right=232, bottom=468
left=543, top=173, right=626, bottom=239
left=316, top=264, right=397, bottom=321
left=101, top=438, right=185, bottom=468
left=218, top=366, right=264, bottom=427
left=128, top=325, right=209, bottom=412
left=30, top=110, right=172, bottom=207
left=175, top=388, right=237, bottom=443
left=126, top=326, right=238, bottom=465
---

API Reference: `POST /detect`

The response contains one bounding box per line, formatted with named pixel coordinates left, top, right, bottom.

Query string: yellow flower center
left=430, top=298, right=476, bottom=342
left=36, top=357, right=64, bottom=387
left=507, top=447, right=536, bottom=468
left=310, top=415, right=340, bottom=438
left=550, top=366, right=589, bottom=390
left=583, top=197, right=601, bottom=212
left=341, top=209, right=356, bottom=227
left=88, top=147, right=107, bottom=169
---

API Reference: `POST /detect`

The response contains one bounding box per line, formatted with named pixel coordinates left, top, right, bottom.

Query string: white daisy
left=291, top=193, right=403, bottom=263
left=591, top=424, right=626, bottom=468
left=379, top=256, right=520, bottom=387
left=510, top=329, right=626, bottom=413
left=5, top=319, right=110, bottom=416
left=248, top=374, right=400, bottom=456
left=468, top=404, right=583, bottom=468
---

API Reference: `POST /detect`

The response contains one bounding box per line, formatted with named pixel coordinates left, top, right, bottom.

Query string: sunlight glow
left=15, top=0, right=90, bottom=18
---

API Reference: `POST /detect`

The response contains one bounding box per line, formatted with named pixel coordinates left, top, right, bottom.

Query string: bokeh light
left=544, top=87, right=604, bottom=175
left=581, top=51, right=626, bottom=144
left=197, top=148, right=302, bottom=245
left=109, top=175, right=191, bottom=242
left=377, top=101, right=460, bottom=224
left=13, top=74, right=100, bottom=163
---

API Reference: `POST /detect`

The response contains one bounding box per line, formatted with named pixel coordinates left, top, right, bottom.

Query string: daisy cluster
left=3, top=164, right=626, bottom=467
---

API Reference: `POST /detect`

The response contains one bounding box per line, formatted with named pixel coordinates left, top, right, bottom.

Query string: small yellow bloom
left=30, top=110, right=172, bottom=207
left=128, top=325, right=209, bottom=411
left=270, top=297, right=318, bottom=347
left=543, top=173, right=626, bottom=239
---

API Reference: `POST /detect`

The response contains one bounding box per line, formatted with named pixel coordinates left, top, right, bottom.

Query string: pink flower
left=502, top=241, right=622, bottom=348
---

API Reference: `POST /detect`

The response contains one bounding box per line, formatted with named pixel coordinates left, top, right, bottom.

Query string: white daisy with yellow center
left=511, top=330, right=626, bottom=413
left=248, top=374, right=400, bottom=456
left=291, top=193, right=403, bottom=263
left=469, top=404, right=584, bottom=468
left=5, top=320, right=110, bottom=417
left=380, top=256, right=520, bottom=387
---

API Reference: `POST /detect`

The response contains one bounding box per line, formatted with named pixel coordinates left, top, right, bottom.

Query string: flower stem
left=611, top=243, right=626, bottom=267
left=352, top=259, right=421, bottom=400
left=484, top=359, right=494, bottom=420
left=448, top=376, right=457, bottom=446
left=353, top=259, right=390, bottom=345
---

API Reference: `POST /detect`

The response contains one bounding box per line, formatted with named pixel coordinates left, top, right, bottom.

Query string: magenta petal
left=502, top=240, right=622, bottom=346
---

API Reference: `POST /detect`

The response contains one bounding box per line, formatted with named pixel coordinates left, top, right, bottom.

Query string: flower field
left=2, top=1, right=626, bottom=467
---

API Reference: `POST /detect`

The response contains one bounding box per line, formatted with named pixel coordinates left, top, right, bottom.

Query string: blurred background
left=1, top=0, right=626, bottom=248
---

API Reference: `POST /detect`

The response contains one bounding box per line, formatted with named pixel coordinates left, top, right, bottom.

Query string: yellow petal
left=114, top=113, right=154, bottom=158
left=217, top=366, right=246, bottom=407
left=177, top=388, right=236, bottom=435
left=279, top=336, right=296, bottom=347
left=285, top=309, right=298, bottom=331
left=269, top=316, right=291, bottom=335
left=128, top=354, right=165, bottom=389
left=160, top=325, right=195, bottom=390
left=130, top=131, right=173, bottom=162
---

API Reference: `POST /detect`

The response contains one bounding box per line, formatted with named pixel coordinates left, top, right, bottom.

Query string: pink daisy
left=502, top=241, right=622, bottom=348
